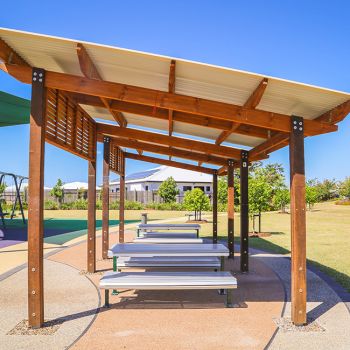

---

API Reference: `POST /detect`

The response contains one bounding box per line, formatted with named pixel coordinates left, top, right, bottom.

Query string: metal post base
left=225, top=290, right=234, bottom=308
left=104, top=289, right=110, bottom=308
left=218, top=289, right=226, bottom=295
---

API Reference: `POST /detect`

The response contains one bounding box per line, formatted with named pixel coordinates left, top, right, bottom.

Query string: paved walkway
left=0, top=217, right=349, bottom=349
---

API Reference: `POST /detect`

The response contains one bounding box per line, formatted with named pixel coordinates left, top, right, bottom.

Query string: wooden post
left=87, top=158, right=97, bottom=273
left=119, top=156, right=125, bottom=243
left=102, top=137, right=110, bottom=259
left=227, top=159, right=235, bottom=258
left=28, top=68, right=46, bottom=328
left=213, top=171, right=218, bottom=243
left=240, top=150, right=249, bottom=272
left=290, top=115, right=307, bottom=325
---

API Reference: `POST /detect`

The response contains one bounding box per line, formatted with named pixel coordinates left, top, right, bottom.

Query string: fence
left=2, top=189, right=213, bottom=205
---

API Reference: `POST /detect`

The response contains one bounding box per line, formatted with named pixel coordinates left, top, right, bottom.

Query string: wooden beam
left=125, top=152, right=216, bottom=174
left=315, top=99, right=350, bottom=124
left=240, top=150, right=249, bottom=272
left=289, top=116, right=307, bottom=325
left=28, top=68, right=46, bottom=328
left=217, top=165, right=227, bottom=176
left=4, top=65, right=337, bottom=136
left=67, top=92, right=271, bottom=140
left=249, top=133, right=290, bottom=159
left=227, top=159, right=235, bottom=259
left=168, top=60, right=176, bottom=137
left=119, top=156, right=125, bottom=243
left=76, top=43, right=127, bottom=127
left=99, top=136, right=228, bottom=165
left=96, top=123, right=248, bottom=160
left=87, top=158, right=97, bottom=273
left=251, top=100, right=350, bottom=157
left=215, top=78, right=269, bottom=145
left=0, top=38, right=30, bottom=70
left=102, top=137, right=110, bottom=260
left=212, top=171, right=218, bottom=243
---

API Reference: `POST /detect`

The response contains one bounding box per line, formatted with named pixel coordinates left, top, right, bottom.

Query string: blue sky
left=0, top=1, right=349, bottom=186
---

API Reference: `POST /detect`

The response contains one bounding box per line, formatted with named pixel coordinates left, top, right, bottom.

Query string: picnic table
left=137, top=223, right=201, bottom=237
left=108, top=243, right=229, bottom=271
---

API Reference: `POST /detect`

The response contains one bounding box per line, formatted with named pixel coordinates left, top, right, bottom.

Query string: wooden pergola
left=1, top=28, right=349, bottom=329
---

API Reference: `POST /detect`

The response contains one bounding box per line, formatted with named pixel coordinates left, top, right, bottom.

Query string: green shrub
left=60, top=202, right=73, bottom=210
left=110, top=200, right=119, bottom=210
left=44, top=200, right=59, bottom=210
left=96, top=199, right=102, bottom=210
left=72, top=198, right=88, bottom=210
left=125, top=200, right=144, bottom=210
left=217, top=203, right=227, bottom=212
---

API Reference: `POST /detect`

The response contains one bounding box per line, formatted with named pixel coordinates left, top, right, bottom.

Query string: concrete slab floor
left=49, top=234, right=284, bottom=350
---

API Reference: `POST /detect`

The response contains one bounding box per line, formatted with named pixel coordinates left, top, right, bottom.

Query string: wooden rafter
left=0, top=38, right=30, bottom=70
left=168, top=60, right=176, bottom=136
left=249, top=133, right=289, bottom=159
left=97, top=135, right=228, bottom=166
left=315, top=100, right=350, bottom=124
left=96, top=122, right=247, bottom=160
left=66, top=92, right=271, bottom=140
left=76, top=43, right=127, bottom=127
left=250, top=99, right=350, bottom=158
left=215, top=78, right=268, bottom=145
left=125, top=152, right=216, bottom=175
left=4, top=64, right=337, bottom=136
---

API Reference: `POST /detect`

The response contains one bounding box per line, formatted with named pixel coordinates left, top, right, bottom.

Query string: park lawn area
left=197, top=201, right=350, bottom=292
left=21, top=203, right=350, bottom=291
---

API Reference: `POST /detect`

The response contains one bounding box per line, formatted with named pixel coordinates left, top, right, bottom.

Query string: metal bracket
left=32, top=68, right=45, bottom=85
left=291, top=115, right=304, bottom=135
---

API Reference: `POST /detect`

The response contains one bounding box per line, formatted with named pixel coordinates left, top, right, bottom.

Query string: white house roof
left=4, top=183, right=52, bottom=192
left=0, top=27, right=349, bottom=149
left=110, top=166, right=213, bottom=185
left=62, top=182, right=101, bottom=190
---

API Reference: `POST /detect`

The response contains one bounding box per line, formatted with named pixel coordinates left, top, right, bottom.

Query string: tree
left=158, top=177, right=179, bottom=203
left=339, top=177, right=350, bottom=199
left=314, top=178, right=338, bottom=201
left=218, top=176, right=228, bottom=205
left=273, top=188, right=290, bottom=213
left=183, top=188, right=211, bottom=221
left=248, top=176, right=272, bottom=232
left=50, top=179, right=64, bottom=208
left=305, top=185, right=319, bottom=210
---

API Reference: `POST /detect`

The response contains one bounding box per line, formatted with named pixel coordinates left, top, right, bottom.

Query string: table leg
left=219, top=256, right=225, bottom=295
left=112, top=256, right=119, bottom=295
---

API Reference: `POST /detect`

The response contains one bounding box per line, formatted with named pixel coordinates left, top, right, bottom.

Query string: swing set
left=0, top=171, right=27, bottom=226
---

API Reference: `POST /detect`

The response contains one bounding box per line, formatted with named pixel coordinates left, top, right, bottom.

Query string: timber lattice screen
left=45, top=89, right=96, bottom=161
left=109, top=142, right=124, bottom=174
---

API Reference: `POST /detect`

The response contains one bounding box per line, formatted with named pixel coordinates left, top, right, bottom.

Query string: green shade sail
left=0, top=91, right=30, bottom=127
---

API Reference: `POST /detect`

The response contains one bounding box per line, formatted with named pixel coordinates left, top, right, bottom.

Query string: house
left=109, top=166, right=213, bottom=196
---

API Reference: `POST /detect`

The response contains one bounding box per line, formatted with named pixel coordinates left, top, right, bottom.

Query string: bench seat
left=100, top=271, right=237, bottom=307
left=133, top=237, right=203, bottom=244
left=116, top=256, right=221, bottom=268
left=142, top=232, right=198, bottom=239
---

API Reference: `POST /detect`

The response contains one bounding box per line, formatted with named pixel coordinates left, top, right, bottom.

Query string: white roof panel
left=1, top=27, right=349, bottom=150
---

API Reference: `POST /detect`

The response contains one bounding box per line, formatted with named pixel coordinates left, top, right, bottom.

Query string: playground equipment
left=0, top=172, right=28, bottom=226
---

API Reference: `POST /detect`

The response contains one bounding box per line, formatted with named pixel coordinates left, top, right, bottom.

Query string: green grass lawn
left=20, top=203, right=350, bottom=291
left=150, top=202, right=350, bottom=292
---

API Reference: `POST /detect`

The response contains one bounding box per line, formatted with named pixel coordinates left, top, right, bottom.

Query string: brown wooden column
left=102, top=137, right=110, bottom=259
left=119, top=156, right=125, bottom=243
left=227, top=159, right=235, bottom=258
left=212, top=171, right=218, bottom=243
left=87, top=158, right=97, bottom=273
left=240, top=150, right=249, bottom=272
left=290, top=115, right=307, bottom=325
left=28, top=68, right=46, bottom=328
